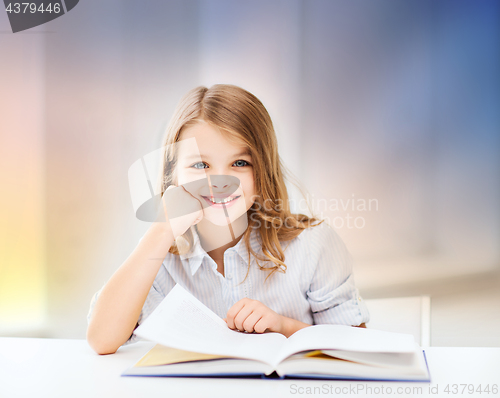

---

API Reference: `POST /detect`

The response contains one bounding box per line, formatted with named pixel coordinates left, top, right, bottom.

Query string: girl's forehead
left=178, top=122, right=250, bottom=158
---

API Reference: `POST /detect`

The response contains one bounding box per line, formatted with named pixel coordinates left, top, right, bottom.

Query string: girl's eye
left=191, top=162, right=208, bottom=169
left=233, top=160, right=250, bottom=167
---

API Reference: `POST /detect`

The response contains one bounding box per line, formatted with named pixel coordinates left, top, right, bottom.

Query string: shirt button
left=226, top=273, right=232, bottom=280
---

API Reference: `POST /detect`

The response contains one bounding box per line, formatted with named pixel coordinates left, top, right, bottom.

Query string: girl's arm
left=87, top=185, right=203, bottom=355
left=279, top=317, right=366, bottom=335
left=86, top=224, right=175, bottom=355
left=280, top=316, right=311, bottom=337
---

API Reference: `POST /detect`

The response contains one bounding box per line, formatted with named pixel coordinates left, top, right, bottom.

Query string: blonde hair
left=160, top=84, right=322, bottom=279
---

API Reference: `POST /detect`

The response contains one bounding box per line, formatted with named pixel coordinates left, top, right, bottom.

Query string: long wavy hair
left=159, top=84, right=323, bottom=279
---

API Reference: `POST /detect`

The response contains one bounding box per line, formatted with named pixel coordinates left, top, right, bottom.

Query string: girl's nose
left=212, top=183, right=229, bottom=189
left=209, top=175, right=237, bottom=191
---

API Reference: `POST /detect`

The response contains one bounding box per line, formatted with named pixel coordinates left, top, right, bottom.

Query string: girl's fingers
left=225, top=301, right=246, bottom=330
left=180, top=184, right=201, bottom=203
left=180, top=185, right=204, bottom=215
left=226, top=299, right=254, bottom=330
left=253, top=317, right=270, bottom=334
left=161, top=185, right=177, bottom=218
left=242, top=311, right=263, bottom=333
left=233, top=303, right=256, bottom=332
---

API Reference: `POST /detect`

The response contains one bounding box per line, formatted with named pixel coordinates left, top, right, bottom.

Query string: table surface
left=0, top=338, right=499, bottom=398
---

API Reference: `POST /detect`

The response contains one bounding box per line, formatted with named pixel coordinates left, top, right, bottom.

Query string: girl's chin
left=201, top=208, right=247, bottom=226
left=204, top=218, right=231, bottom=227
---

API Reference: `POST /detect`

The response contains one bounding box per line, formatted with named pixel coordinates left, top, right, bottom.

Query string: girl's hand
left=157, top=184, right=203, bottom=238
left=224, top=298, right=284, bottom=335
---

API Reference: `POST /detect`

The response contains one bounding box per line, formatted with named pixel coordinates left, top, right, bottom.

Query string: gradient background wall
left=1, top=0, right=499, bottom=345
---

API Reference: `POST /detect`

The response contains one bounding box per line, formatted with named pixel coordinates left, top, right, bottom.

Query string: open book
left=122, top=284, right=430, bottom=381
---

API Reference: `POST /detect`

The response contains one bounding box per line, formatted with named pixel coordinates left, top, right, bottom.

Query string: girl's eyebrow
left=184, top=150, right=251, bottom=160
left=232, top=150, right=252, bottom=158
left=184, top=154, right=204, bottom=161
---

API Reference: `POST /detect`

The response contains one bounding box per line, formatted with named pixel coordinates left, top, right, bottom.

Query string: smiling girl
left=86, top=85, right=369, bottom=355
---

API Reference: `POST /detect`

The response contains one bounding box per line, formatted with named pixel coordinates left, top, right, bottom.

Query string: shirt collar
left=180, top=225, right=263, bottom=276
left=178, top=227, right=206, bottom=276
left=180, top=224, right=307, bottom=276
left=233, top=225, right=263, bottom=265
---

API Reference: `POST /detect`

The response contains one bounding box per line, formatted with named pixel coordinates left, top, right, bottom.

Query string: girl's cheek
left=238, top=171, right=253, bottom=185
left=177, top=170, right=201, bottom=185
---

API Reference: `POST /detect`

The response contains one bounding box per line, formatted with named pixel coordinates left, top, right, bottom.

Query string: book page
left=275, top=349, right=429, bottom=380
left=275, top=324, right=417, bottom=364
left=321, top=348, right=418, bottom=368
left=134, top=284, right=287, bottom=366
left=134, top=344, right=227, bottom=367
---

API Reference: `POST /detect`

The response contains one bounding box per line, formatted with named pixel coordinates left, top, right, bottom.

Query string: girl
left=86, top=85, right=369, bottom=355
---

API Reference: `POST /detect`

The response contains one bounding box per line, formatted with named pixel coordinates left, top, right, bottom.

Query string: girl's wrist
left=148, top=222, right=174, bottom=239
left=279, top=315, right=311, bottom=338
left=143, top=223, right=175, bottom=252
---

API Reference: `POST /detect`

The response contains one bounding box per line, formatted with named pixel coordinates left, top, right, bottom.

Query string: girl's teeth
left=210, top=196, right=236, bottom=204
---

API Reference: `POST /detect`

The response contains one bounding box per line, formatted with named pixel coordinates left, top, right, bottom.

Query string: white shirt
left=87, top=222, right=370, bottom=346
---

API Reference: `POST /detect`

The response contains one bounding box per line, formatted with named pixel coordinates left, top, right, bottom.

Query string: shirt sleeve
left=306, top=223, right=370, bottom=326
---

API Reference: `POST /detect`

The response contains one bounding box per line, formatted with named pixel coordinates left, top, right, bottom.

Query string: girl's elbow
left=86, top=326, right=120, bottom=355
left=87, top=336, right=119, bottom=355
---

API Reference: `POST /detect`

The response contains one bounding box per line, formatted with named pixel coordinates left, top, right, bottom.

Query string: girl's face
left=175, top=121, right=257, bottom=226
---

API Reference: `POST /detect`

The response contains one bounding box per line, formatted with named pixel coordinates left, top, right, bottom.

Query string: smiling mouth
left=202, top=195, right=240, bottom=205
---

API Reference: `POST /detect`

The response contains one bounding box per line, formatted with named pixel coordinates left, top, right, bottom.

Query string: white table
left=0, top=338, right=498, bottom=398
